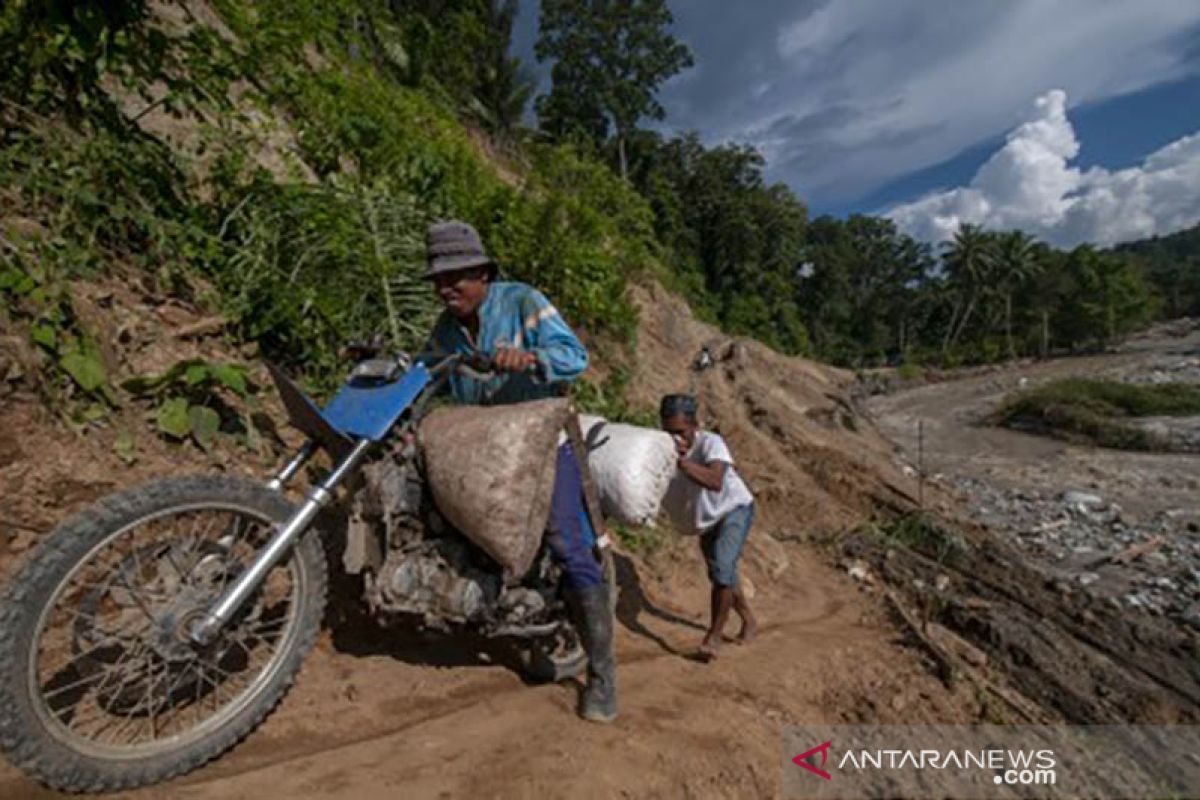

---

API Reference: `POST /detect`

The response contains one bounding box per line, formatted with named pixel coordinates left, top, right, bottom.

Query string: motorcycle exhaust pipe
left=189, top=438, right=373, bottom=646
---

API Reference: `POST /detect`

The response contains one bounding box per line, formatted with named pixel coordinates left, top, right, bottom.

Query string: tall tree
left=1115, top=222, right=1200, bottom=318
left=535, top=0, right=693, bottom=179
left=1061, top=247, right=1154, bottom=348
left=799, top=215, right=931, bottom=365
left=940, top=223, right=996, bottom=356
left=995, top=230, right=1041, bottom=359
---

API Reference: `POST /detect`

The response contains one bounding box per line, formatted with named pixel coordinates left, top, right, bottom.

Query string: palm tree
left=995, top=230, right=1041, bottom=359
left=940, top=223, right=996, bottom=357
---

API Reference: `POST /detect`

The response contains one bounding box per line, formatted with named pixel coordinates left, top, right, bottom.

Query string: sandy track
left=0, top=539, right=970, bottom=800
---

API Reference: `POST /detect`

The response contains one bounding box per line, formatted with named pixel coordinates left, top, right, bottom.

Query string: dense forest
left=1, top=0, right=1197, bottom=432
left=1115, top=223, right=1200, bottom=320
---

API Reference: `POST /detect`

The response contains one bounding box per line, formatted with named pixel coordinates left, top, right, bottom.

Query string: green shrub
left=992, top=378, right=1200, bottom=451
left=872, top=513, right=968, bottom=567
left=0, top=258, right=120, bottom=418
left=571, top=364, right=657, bottom=427
left=613, top=521, right=669, bottom=556
left=1, top=0, right=655, bottom=408
left=123, top=358, right=259, bottom=449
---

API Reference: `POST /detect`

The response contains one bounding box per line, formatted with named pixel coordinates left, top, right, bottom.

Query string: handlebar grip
left=454, top=351, right=539, bottom=382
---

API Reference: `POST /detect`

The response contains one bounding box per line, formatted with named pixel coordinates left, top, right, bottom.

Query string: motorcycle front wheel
left=0, top=475, right=326, bottom=792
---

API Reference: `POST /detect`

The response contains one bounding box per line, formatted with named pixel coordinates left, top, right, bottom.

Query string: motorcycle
left=0, top=346, right=613, bottom=792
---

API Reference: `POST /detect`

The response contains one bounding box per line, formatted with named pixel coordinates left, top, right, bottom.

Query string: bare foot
left=697, top=635, right=723, bottom=661
left=736, top=618, right=758, bottom=645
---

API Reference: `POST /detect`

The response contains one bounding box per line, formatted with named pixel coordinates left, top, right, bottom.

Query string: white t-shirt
left=663, top=430, right=754, bottom=534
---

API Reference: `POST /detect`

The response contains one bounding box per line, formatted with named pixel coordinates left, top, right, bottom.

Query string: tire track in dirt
left=3, top=548, right=952, bottom=800
left=119, top=590, right=891, bottom=800
left=134, top=590, right=852, bottom=793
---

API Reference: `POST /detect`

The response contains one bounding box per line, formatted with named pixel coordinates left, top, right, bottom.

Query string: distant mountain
left=1113, top=223, right=1200, bottom=318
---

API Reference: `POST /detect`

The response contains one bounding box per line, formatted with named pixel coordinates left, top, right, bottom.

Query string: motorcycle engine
left=352, top=455, right=560, bottom=630
left=372, top=537, right=501, bottom=624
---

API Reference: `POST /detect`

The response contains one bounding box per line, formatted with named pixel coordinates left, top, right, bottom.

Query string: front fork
left=188, top=438, right=373, bottom=646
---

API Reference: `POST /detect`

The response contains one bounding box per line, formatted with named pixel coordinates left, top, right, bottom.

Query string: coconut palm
left=996, top=230, right=1042, bottom=359
left=940, top=223, right=996, bottom=357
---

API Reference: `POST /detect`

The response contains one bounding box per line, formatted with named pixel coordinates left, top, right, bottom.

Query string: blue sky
left=824, top=73, right=1200, bottom=218
left=512, top=1, right=1200, bottom=245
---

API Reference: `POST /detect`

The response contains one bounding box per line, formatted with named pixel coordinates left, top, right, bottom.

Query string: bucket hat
left=424, top=220, right=496, bottom=279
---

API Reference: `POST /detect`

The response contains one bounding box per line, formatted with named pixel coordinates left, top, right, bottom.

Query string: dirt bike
left=0, top=347, right=614, bottom=792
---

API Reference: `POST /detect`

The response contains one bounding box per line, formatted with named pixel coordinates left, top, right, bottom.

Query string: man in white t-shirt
left=660, top=394, right=757, bottom=659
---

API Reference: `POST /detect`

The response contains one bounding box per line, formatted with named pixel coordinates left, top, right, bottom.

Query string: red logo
left=793, top=741, right=833, bottom=780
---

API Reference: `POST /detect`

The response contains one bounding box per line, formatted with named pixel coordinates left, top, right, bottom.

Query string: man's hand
left=493, top=346, right=539, bottom=374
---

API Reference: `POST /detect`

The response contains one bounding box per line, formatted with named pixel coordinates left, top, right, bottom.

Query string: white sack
left=659, top=470, right=701, bottom=535
left=579, top=414, right=677, bottom=526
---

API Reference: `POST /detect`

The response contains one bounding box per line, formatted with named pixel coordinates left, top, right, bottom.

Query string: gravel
left=949, top=474, right=1200, bottom=622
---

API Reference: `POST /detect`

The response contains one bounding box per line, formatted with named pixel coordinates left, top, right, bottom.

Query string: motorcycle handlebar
left=431, top=351, right=537, bottom=382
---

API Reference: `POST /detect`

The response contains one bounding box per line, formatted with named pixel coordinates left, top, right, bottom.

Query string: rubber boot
left=570, top=583, right=618, bottom=723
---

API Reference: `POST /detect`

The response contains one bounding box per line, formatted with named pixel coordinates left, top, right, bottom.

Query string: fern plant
left=215, top=178, right=440, bottom=388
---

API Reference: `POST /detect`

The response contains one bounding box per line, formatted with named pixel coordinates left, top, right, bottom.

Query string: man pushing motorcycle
left=416, top=220, right=618, bottom=724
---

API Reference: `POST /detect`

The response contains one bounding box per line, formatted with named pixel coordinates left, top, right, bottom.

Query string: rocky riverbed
left=869, top=320, right=1200, bottom=635
left=946, top=475, right=1200, bottom=627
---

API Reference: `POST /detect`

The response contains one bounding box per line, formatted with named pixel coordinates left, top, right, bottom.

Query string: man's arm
left=678, top=458, right=727, bottom=492
left=519, top=288, right=588, bottom=382
left=678, top=433, right=734, bottom=491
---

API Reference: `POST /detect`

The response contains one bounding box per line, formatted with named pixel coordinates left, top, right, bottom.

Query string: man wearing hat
left=417, top=220, right=617, bottom=723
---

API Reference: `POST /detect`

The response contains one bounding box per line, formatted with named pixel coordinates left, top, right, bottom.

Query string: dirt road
left=0, top=537, right=969, bottom=800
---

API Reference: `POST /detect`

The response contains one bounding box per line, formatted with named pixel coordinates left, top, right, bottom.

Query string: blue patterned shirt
left=417, top=281, right=588, bottom=405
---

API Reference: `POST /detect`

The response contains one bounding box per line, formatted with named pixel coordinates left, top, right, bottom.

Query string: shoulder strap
left=564, top=408, right=609, bottom=549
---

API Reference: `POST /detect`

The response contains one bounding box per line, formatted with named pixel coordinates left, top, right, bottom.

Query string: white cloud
left=886, top=90, right=1200, bottom=246
left=657, top=0, right=1200, bottom=207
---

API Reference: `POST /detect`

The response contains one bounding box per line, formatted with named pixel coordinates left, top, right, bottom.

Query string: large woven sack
left=579, top=415, right=677, bottom=526
left=660, top=470, right=701, bottom=535
left=419, top=398, right=571, bottom=579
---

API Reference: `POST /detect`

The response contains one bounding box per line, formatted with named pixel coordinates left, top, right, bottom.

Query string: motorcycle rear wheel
left=0, top=475, right=326, bottom=792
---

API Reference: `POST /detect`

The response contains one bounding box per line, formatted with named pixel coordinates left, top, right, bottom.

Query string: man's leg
left=699, top=504, right=755, bottom=656
left=729, top=504, right=757, bottom=643
left=701, top=585, right=735, bottom=657
left=732, top=587, right=757, bottom=643
left=546, top=443, right=616, bottom=723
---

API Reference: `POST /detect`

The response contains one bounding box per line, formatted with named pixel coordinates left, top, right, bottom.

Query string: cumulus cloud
left=512, top=1, right=1200, bottom=212
left=886, top=90, right=1200, bottom=246
left=652, top=0, right=1200, bottom=207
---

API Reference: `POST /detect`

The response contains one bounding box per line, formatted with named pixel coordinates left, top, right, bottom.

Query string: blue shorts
left=699, top=503, right=755, bottom=588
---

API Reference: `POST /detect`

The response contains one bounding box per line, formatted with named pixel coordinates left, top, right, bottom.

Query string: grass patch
left=613, top=521, right=670, bottom=557
left=992, top=378, right=1200, bottom=451
left=869, top=513, right=969, bottom=567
